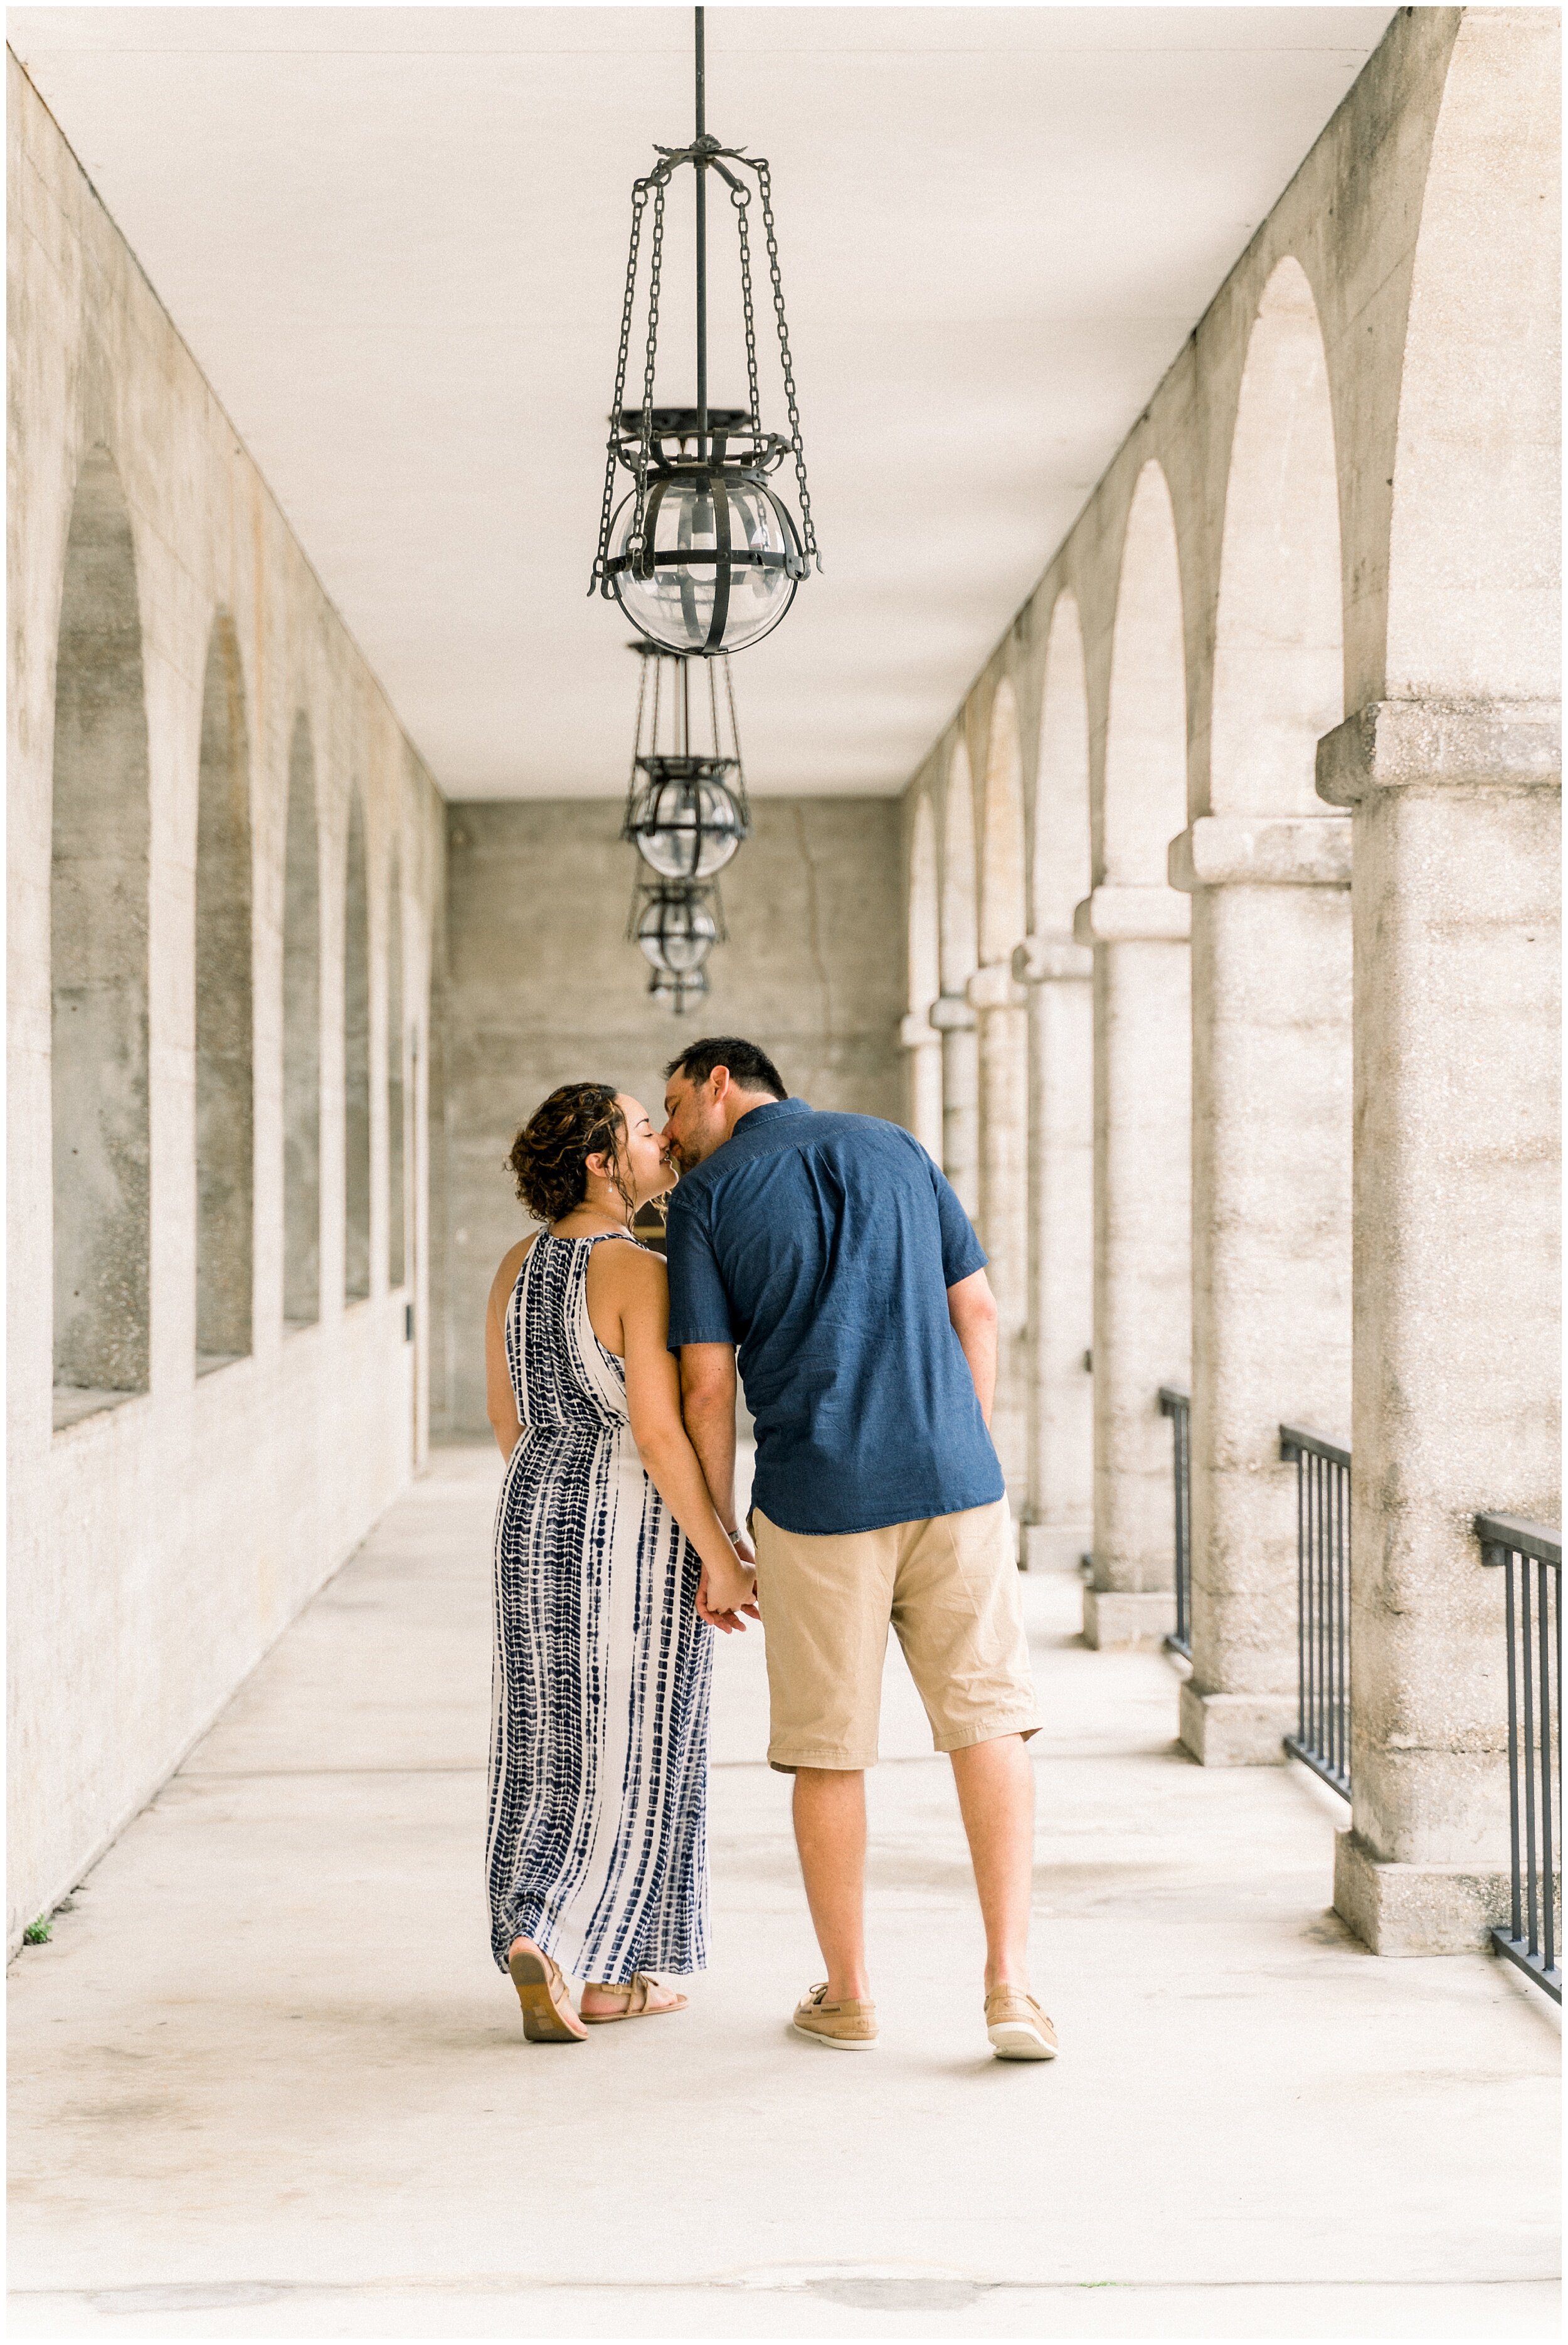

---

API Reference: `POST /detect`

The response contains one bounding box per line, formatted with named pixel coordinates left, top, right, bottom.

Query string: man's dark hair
left=664, top=1036, right=788, bottom=1100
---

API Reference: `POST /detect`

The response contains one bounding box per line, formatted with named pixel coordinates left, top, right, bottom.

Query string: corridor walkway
left=9, top=1450, right=1559, bottom=2341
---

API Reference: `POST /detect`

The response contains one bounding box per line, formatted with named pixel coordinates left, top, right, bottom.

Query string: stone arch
left=979, top=679, right=1027, bottom=965
left=1185, top=257, right=1353, bottom=1760
left=51, top=448, right=152, bottom=1422
left=1103, top=460, right=1187, bottom=878
left=1034, top=593, right=1092, bottom=934
left=1022, top=588, right=1095, bottom=1565
left=1385, top=8, right=1560, bottom=702
left=343, top=789, right=371, bottom=1304
left=194, top=615, right=254, bottom=1371
left=1212, top=257, right=1343, bottom=811
left=940, top=737, right=977, bottom=992
left=282, top=714, right=321, bottom=1328
left=906, top=794, right=943, bottom=1161
left=386, top=846, right=407, bottom=1290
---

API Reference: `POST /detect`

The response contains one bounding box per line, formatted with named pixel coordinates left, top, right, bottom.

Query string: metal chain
left=591, top=181, right=649, bottom=593
left=629, top=181, right=666, bottom=564
left=752, top=158, right=818, bottom=566
left=729, top=183, right=761, bottom=442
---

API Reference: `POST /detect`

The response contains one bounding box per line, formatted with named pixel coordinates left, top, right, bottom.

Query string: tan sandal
left=579, top=1972, right=688, bottom=2024
left=507, top=1940, right=587, bottom=2043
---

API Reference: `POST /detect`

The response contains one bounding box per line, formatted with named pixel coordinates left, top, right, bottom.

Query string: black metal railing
left=1477, top=1514, right=1561, bottom=2003
left=1158, top=1386, right=1191, bottom=1661
left=1279, top=1423, right=1351, bottom=1798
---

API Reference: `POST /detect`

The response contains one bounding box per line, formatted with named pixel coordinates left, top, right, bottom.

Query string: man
left=660, top=1036, right=1056, bottom=2061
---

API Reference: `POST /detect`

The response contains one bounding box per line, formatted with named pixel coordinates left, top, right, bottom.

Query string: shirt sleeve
left=928, top=1156, right=988, bottom=1287
left=664, top=1188, right=738, bottom=1349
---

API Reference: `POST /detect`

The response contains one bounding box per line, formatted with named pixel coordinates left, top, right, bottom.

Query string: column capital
left=897, top=1011, right=941, bottom=1051
left=1071, top=886, right=1192, bottom=945
left=1316, top=698, right=1561, bottom=807
left=966, top=961, right=1027, bottom=1012
left=1012, top=933, right=1093, bottom=985
left=927, top=992, right=978, bottom=1033
left=1167, top=814, right=1352, bottom=891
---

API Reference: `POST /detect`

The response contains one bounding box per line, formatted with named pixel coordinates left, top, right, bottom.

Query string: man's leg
left=792, top=1767, right=871, bottom=2002
left=950, top=1731, right=1035, bottom=1993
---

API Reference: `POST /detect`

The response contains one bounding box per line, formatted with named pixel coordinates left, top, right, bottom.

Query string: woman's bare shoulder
left=489, top=1233, right=538, bottom=1313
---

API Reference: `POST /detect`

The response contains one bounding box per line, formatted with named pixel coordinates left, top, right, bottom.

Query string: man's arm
left=679, top=1342, right=739, bottom=1533
left=947, top=1268, right=999, bottom=1427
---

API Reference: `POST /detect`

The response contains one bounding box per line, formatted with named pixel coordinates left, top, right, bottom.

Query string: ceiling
left=9, top=4, right=1395, bottom=799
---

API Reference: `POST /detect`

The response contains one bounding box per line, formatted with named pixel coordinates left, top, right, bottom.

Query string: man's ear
left=709, top=1066, right=731, bottom=1102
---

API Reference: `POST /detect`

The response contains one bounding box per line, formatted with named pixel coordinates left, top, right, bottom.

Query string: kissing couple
left=482, top=1034, right=1055, bottom=2060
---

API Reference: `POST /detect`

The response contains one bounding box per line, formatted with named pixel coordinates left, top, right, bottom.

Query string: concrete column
left=1168, top=814, right=1352, bottom=1762
left=967, top=962, right=1029, bottom=1497
left=898, top=1011, right=944, bottom=1164
left=1075, top=884, right=1191, bottom=1646
left=930, top=992, right=979, bottom=1221
left=1319, top=700, right=1560, bottom=1954
left=1013, top=932, right=1094, bottom=1571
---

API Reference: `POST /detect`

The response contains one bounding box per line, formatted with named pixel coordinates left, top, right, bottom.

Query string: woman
left=484, top=1083, right=755, bottom=2043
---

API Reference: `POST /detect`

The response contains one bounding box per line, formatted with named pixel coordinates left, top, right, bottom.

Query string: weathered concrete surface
left=8, top=1450, right=1558, bottom=2341
left=7, top=62, right=443, bottom=1953
left=432, top=797, right=903, bottom=1437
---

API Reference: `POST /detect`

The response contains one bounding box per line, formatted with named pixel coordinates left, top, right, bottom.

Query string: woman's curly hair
left=507, top=1083, right=628, bottom=1225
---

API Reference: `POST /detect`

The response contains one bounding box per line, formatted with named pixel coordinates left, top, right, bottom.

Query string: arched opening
left=906, top=795, right=943, bottom=1161
left=194, top=615, right=254, bottom=1373
left=940, top=738, right=977, bottom=994
left=1086, top=459, right=1190, bottom=1643
left=343, top=790, right=371, bottom=1304
left=1024, top=591, right=1095, bottom=1566
left=977, top=680, right=1030, bottom=1494
left=282, top=715, right=321, bottom=1329
left=1186, top=258, right=1351, bottom=1757
left=51, top=449, right=152, bottom=1427
left=386, top=848, right=408, bottom=1290
left=938, top=738, right=980, bottom=1216
left=1103, top=463, right=1188, bottom=881
left=1212, top=258, right=1343, bottom=810
left=1035, top=595, right=1092, bottom=935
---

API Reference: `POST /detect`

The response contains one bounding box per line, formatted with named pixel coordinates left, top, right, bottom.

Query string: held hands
left=696, top=1541, right=761, bottom=1634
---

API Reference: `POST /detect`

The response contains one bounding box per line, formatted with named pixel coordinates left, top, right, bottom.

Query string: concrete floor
left=9, top=1447, right=1560, bottom=2341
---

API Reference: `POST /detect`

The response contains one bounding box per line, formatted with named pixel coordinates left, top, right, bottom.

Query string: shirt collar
left=724, top=1097, right=811, bottom=1149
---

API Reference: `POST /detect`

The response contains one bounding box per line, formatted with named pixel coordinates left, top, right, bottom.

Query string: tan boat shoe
left=792, top=1982, right=879, bottom=2050
left=579, top=1973, right=689, bottom=2024
left=985, top=1986, right=1059, bottom=2061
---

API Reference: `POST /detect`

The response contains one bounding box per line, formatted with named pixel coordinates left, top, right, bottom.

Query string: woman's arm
left=485, top=1240, right=534, bottom=1459
left=605, top=1246, right=756, bottom=1617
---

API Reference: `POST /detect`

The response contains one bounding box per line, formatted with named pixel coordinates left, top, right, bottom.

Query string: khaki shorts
left=752, top=1499, right=1041, bottom=1772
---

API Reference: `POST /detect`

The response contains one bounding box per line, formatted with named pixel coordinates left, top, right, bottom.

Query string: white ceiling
left=9, top=4, right=1395, bottom=799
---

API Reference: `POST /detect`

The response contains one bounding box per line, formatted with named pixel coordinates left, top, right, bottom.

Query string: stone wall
left=432, top=797, right=903, bottom=1437
left=6, top=58, right=445, bottom=1947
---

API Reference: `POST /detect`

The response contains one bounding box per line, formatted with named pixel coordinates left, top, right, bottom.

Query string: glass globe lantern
left=649, top=964, right=710, bottom=1015
left=607, top=423, right=805, bottom=657
left=633, top=881, right=722, bottom=979
left=631, top=760, right=746, bottom=879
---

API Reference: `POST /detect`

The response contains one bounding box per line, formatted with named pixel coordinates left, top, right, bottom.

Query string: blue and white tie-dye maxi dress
left=485, top=1230, right=712, bottom=1984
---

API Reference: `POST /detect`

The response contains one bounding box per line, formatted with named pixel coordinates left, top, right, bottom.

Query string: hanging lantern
left=649, top=964, right=711, bottom=1016
left=622, top=642, right=751, bottom=882
left=589, top=8, right=819, bottom=657
left=632, top=880, right=724, bottom=979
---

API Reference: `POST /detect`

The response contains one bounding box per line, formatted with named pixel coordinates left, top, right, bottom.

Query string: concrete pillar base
left=1179, top=1685, right=1295, bottom=1766
left=1022, top=1521, right=1091, bottom=1573
left=1083, top=1588, right=1175, bottom=1648
left=1333, top=1830, right=1512, bottom=1955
